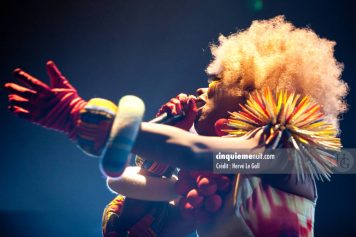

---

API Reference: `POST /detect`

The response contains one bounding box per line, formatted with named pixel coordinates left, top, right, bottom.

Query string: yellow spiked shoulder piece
left=224, top=87, right=341, bottom=181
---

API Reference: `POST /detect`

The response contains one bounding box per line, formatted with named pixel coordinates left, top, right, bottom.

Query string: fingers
left=4, top=83, right=37, bottom=99
left=187, top=100, right=197, bottom=116
left=4, top=83, right=37, bottom=120
left=176, top=93, right=189, bottom=103
left=8, top=105, right=31, bottom=119
left=154, top=94, right=197, bottom=130
left=187, top=95, right=197, bottom=110
left=156, top=94, right=196, bottom=117
left=13, top=68, right=49, bottom=91
left=157, top=101, right=180, bottom=116
left=184, top=95, right=197, bottom=117
left=187, top=95, right=197, bottom=101
left=8, top=94, right=32, bottom=111
left=46, top=61, right=72, bottom=89
left=170, top=98, right=183, bottom=114
left=8, top=94, right=28, bottom=103
left=179, top=98, right=197, bottom=128
left=171, top=95, right=197, bottom=130
left=157, top=98, right=182, bottom=116
left=174, top=93, right=192, bottom=114
left=178, top=94, right=197, bottom=111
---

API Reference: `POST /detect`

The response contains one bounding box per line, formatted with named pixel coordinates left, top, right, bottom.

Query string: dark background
left=0, top=0, right=355, bottom=236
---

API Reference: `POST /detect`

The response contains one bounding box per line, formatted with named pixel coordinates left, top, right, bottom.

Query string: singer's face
left=194, top=80, right=243, bottom=136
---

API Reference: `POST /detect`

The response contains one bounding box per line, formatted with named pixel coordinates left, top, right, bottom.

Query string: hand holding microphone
left=101, top=93, right=197, bottom=178
left=156, top=93, right=197, bottom=131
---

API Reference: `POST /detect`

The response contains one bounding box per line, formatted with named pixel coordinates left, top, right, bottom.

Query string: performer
left=4, top=16, right=348, bottom=236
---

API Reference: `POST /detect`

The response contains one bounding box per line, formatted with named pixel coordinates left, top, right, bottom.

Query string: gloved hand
left=4, top=61, right=87, bottom=139
left=156, top=93, right=197, bottom=131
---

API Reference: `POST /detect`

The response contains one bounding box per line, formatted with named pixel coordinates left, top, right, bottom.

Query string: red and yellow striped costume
left=76, top=88, right=340, bottom=237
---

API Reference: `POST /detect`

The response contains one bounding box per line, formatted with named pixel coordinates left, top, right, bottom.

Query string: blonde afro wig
left=206, top=16, right=348, bottom=128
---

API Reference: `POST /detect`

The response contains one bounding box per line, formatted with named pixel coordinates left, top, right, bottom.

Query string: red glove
left=156, top=93, right=197, bottom=131
left=4, top=61, right=87, bottom=139
left=175, top=170, right=232, bottom=224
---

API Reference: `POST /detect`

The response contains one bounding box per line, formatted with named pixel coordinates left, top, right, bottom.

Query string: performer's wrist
left=75, top=98, right=117, bottom=156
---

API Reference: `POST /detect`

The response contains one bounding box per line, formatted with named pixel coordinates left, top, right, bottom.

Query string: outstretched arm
left=131, top=122, right=263, bottom=171
left=4, top=61, right=118, bottom=156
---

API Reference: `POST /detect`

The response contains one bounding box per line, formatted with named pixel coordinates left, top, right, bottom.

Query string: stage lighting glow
left=248, top=0, right=263, bottom=11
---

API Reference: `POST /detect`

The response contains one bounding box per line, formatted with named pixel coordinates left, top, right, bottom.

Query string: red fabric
left=4, top=61, right=87, bottom=139
left=156, top=93, right=197, bottom=131
left=128, top=215, right=155, bottom=237
left=175, top=170, right=232, bottom=223
left=239, top=178, right=315, bottom=237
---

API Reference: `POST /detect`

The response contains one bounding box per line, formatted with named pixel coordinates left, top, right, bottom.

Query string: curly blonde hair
left=206, top=16, right=348, bottom=128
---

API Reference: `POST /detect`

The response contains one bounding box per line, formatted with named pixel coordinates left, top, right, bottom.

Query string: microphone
left=149, top=111, right=185, bottom=124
